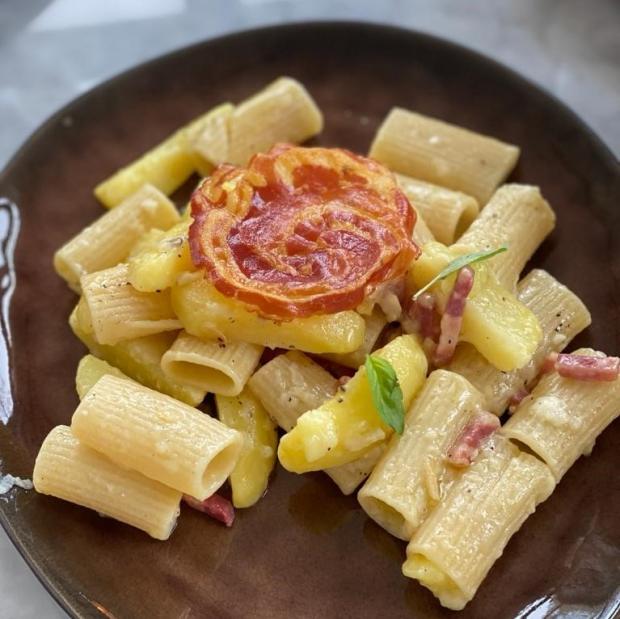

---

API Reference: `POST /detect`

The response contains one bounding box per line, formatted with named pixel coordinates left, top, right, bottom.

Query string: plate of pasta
left=0, top=22, right=619, bottom=619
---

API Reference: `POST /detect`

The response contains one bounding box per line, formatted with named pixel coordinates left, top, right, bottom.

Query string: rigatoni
left=411, top=208, right=435, bottom=248
left=358, top=370, right=484, bottom=540
left=457, top=184, right=556, bottom=290
left=369, top=108, right=519, bottom=204
left=226, top=77, right=323, bottom=166
left=396, top=174, right=479, bottom=244
left=72, top=375, right=243, bottom=500
left=33, top=426, right=182, bottom=540
left=248, top=350, right=384, bottom=495
left=502, top=348, right=620, bottom=482
left=70, top=303, right=206, bottom=406
left=402, top=436, right=555, bottom=610
left=54, top=184, right=180, bottom=291
left=186, top=103, right=234, bottom=176
left=449, top=269, right=591, bottom=414
left=161, top=331, right=263, bottom=396
left=81, top=263, right=181, bottom=345
left=248, top=351, right=338, bottom=432
left=216, top=389, right=277, bottom=508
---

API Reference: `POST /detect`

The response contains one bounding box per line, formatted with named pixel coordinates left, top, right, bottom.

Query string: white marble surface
left=0, top=1, right=618, bottom=617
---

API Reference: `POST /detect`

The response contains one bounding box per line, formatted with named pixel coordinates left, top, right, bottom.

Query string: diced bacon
left=447, top=410, right=500, bottom=467
left=542, top=352, right=620, bottom=381
left=183, top=493, right=235, bottom=527
left=433, top=266, right=475, bottom=366
left=338, top=375, right=351, bottom=387
left=508, top=387, right=530, bottom=414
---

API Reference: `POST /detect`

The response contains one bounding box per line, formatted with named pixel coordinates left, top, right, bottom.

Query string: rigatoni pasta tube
left=81, top=263, right=181, bottom=345
left=72, top=375, right=243, bottom=500
left=70, top=303, right=206, bottom=407
left=248, top=350, right=385, bottom=495
left=161, top=331, right=263, bottom=396
left=94, top=104, right=232, bottom=208
left=186, top=103, right=234, bottom=176
left=278, top=334, right=427, bottom=472
left=402, top=436, right=555, bottom=610
left=502, top=348, right=620, bottom=482
left=396, top=174, right=479, bottom=244
left=411, top=208, right=435, bottom=248
left=226, top=77, right=323, bottom=166
left=369, top=108, right=519, bottom=204
left=216, top=389, right=277, bottom=508
left=54, top=184, right=180, bottom=291
left=358, top=370, right=485, bottom=540
left=33, top=426, right=181, bottom=540
left=171, top=275, right=365, bottom=354
left=457, top=184, right=556, bottom=290
left=449, top=269, right=591, bottom=414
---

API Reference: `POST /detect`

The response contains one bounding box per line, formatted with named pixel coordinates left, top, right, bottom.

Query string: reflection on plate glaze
left=0, top=198, right=19, bottom=425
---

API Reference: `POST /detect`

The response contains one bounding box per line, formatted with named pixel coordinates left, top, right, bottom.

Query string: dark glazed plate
left=0, top=21, right=619, bottom=619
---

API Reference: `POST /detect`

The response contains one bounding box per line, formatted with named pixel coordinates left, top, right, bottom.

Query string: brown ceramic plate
left=0, top=22, right=619, bottom=619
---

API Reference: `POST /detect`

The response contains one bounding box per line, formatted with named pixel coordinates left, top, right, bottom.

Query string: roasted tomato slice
left=189, top=144, right=418, bottom=319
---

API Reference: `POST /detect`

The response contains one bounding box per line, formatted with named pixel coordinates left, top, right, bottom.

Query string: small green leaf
left=412, top=245, right=508, bottom=301
left=365, top=355, right=405, bottom=435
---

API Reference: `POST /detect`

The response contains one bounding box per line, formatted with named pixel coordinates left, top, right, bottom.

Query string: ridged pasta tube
left=411, top=208, right=435, bottom=248
left=248, top=350, right=385, bottom=495
left=33, top=426, right=182, bottom=540
left=186, top=103, right=234, bottom=176
left=72, top=375, right=243, bottom=500
left=70, top=302, right=206, bottom=407
left=226, top=77, right=323, bottom=166
left=502, top=348, right=620, bottom=482
left=358, top=370, right=485, bottom=540
left=81, top=263, right=181, bottom=345
left=403, top=436, right=554, bottom=610
left=54, top=184, right=180, bottom=291
left=369, top=108, right=519, bottom=204
left=449, top=269, right=591, bottom=414
left=457, top=184, right=556, bottom=291
left=396, top=174, right=479, bottom=244
left=161, top=331, right=263, bottom=396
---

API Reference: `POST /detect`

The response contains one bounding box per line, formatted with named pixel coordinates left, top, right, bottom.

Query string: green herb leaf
left=365, top=355, right=405, bottom=435
left=412, top=245, right=508, bottom=301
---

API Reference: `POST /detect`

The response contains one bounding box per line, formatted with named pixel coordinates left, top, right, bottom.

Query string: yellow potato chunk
left=94, top=103, right=233, bottom=208
left=216, top=389, right=278, bottom=508
left=277, top=334, right=427, bottom=472
left=171, top=276, right=366, bottom=355
left=128, top=221, right=195, bottom=292
left=75, top=354, right=131, bottom=399
left=408, top=242, right=542, bottom=371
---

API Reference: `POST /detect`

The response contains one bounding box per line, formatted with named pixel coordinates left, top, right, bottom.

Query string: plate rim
left=0, top=20, right=618, bottom=619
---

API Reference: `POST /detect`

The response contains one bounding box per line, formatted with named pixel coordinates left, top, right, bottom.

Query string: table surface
left=0, top=1, right=618, bottom=617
